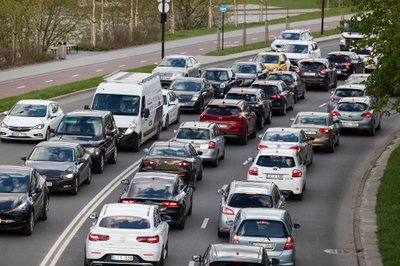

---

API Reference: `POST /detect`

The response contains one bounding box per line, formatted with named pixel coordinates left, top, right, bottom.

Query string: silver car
left=229, top=208, right=300, bottom=266
left=174, top=121, right=225, bottom=167
left=258, top=127, right=313, bottom=165
left=327, top=84, right=366, bottom=112
left=217, top=181, right=285, bottom=237
left=331, top=97, right=382, bottom=136
left=344, top=73, right=370, bottom=85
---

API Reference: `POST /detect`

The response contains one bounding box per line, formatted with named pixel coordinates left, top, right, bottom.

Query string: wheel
left=45, top=128, right=50, bottom=141
left=83, top=167, right=92, bottom=184
left=108, top=148, right=118, bottom=164
left=333, top=77, right=337, bottom=88
left=196, top=168, right=203, bottom=181
left=196, top=101, right=204, bottom=114
left=220, top=148, right=225, bottom=160
left=367, top=123, right=376, bottom=136
left=175, top=216, right=186, bottom=230
left=212, top=154, right=219, bottom=167
left=295, top=192, right=303, bottom=201
left=218, top=228, right=228, bottom=238
left=93, top=154, right=104, bottom=173
left=152, top=123, right=161, bottom=140
left=335, top=135, right=340, bottom=146
left=266, top=109, right=272, bottom=124
left=187, top=195, right=193, bottom=216
left=294, top=93, right=298, bottom=103
left=24, top=210, right=34, bottom=236
left=377, top=119, right=382, bottom=130
left=240, top=128, right=248, bottom=145
left=39, top=195, right=49, bottom=220
left=71, top=177, right=79, bottom=195
left=327, top=140, right=336, bottom=153
left=163, top=115, right=169, bottom=130
left=288, top=100, right=294, bottom=111
left=325, top=80, right=330, bottom=91
left=250, top=126, right=257, bottom=139
left=301, top=88, right=306, bottom=99
left=309, top=152, right=313, bottom=165
left=174, top=110, right=181, bottom=124
left=154, top=249, right=165, bottom=266
left=257, top=115, right=264, bottom=130
left=133, top=135, right=141, bottom=152
left=281, top=103, right=287, bottom=115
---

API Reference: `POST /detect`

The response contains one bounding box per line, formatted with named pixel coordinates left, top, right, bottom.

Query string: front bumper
left=117, top=130, right=139, bottom=148
left=0, top=127, right=47, bottom=141
left=0, top=210, right=29, bottom=230
left=178, top=100, right=201, bottom=110
left=45, top=176, right=76, bottom=192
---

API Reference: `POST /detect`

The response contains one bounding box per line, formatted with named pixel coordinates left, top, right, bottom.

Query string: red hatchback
left=200, top=99, right=257, bottom=145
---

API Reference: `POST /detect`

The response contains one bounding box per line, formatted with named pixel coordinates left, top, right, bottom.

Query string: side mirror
left=89, top=212, right=98, bottom=220
left=161, top=215, right=173, bottom=224
left=105, top=128, right=117, bottom=136
left=49, top=128, right=56, bottom=133
left=271, top=258, right=280, bottom=265
left=121, top=179, right=130, bottom=185
left=21, top=155, right=27, bottom=161
left=217, top=188, right=225, bottom=195
left=79, top=158, right=86, bottom=164
left=84, top=105, right=90, bottom=110
left=141, top=108, right=150, bottom=118
left=192, top=255, right=202, bottom=262
left=258, top=134, right=263, bottom=139
left=143, top=148, right=149, bottom=154
left=197, top=151, right=203, bottom=155
left=290, top=118, right=295, bottom=121
left=247, top=157, right=254, bottom=162
left=294, top=223, right=301, bottom=230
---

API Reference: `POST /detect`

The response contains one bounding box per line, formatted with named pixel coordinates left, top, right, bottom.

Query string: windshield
left=337, top=102, right=368, bottom=112
left=170, top=81, right=201, bottom=92
left=299, top=62, right=324, bottom=71
left=268, top=74, right=293, bottom=85
left=238, top=220, right=288, bottom=238
left=202, top=70, right=229, bottom=81
left=9, top=104, right=47, bottom=117
left=29, top=147, right=75, bottom=162
left=92, top=94, right=140, bottom=116
left=251, top=85, right=278, bottom=96
left=159, top=57, right=186, bottom=68
left=57, top=117, right=103, bottom=137
left=228, top=193, right=272, bottom=208
left=99, top=216, right=150, bottom=229
left=278, top=32, right=300, bottom=40
left=346, top=76, right=369, bottom=85
left=256, top=155, right=295, bottom=168
left=327, top=55, right=351, bottom=63
left=176, top=128, right=210, bottom=140
left=148, top=147, right=188, bottom=157
left=263, top=132, right=299, bottom=142
left=282, top=44, right=308, bottom=54
left=335, top=89, right=365, bottom=97
left=128, top=181, right=174, bottom=199
left=294, top=116, right=327, bottom=126
left=232, top=64, right=257, bottom=74
left=0, top=173, right=29, bottom=193
left=226, top=93, right=257, bottom=102
left=254, top=54, right=279, bottom=64
left=205, top=106, right=239, bottom=115
left=344, top=21, right=362, bottom=33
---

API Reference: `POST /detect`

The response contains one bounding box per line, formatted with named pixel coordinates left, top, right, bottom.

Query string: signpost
left=158, top=0, right=170, bottom=59
left=220, top=5, right=227, bottom=50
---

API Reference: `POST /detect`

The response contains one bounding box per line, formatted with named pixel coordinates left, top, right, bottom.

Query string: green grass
left=376, top=146, right=400, bottom=266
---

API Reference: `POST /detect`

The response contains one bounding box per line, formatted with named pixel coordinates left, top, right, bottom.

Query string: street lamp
left=321, top=0, right=325, bottom=35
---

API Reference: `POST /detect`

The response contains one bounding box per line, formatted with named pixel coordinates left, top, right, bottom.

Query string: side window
left=187, top=59, right=193, bottom=67
left=259, top=91, right=266, bottom=101
left=273, top=187, right=281, bottom=204
left=189, top=145, right=197, bottom=157
left=286, top=213, right=293, bottom=233
left=282, top=83, right=288, bottom=91
left=30, top=171, right=38, bottom=190
left=177, top=177, right=185, bottom=191
left=170, top=92, right=176, bottom=102
left=203, top=246, right=211, bottom=264
left=191, top=57, right=198, bottom=64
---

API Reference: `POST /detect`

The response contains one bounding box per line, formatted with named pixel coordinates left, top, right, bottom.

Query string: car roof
left=179, top=121, right=215, bottom=129
left=298, top=58, right=329, bottom=64
left=231, top=181, right=275, bottom=195
left=65, top=110, right=110, bottom=118
left=269, top=70, right=295, bottom=75
left=152, top=141, right=187, bottom=148
left=227, top=87, right=260, bottom=94
left=210, top=244, right=264, bottom=262
left=16, top=99, right=54, bottom=105
left=101, top=203, right=153, bottom=218
left=336, top=84, right=366, bottom=90
left=203, top=67, right=232, bottom=72
left=0, top=165, right=32, bottom=174
left=280, top=29, right=309, bottom=34
left=266, top=127, right=302, bottom=134
left=257, top=148, right=298, bottom=157
left=328, top=51, right=355, bottom=56
left=36, top=141, right=79, bottom=149
left=256, top=51, right=282, bottom=56
left=174, top=77, right=203, bottom=82
left=252, top=80, right=284, bottom=86
left=208, top=99, right=244, bottom=107
left=296, top=111, right=330, bottom=117
left=241, top=208, right=286, bottom=221
left=285, top=40, right=315, bottom=45
left=164, top=54, right=193, bottom=59
left=233, top=61, right=259, bottom=66
left=338, top=97, right=370, bottom=104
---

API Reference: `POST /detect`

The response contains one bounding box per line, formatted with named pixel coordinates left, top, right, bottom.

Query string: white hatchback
left=162, top=89, right=180, bottom=130
left=247, top=148, right=307, bottom=200
left=0, top=99, right=63, bottom=141
left=85, top=203, right=170, bottom=266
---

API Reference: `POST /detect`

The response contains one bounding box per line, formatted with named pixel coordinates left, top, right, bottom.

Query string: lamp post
left=158, top=0, right=170, bottom=59
left=321, top=0, right=325, bottom=35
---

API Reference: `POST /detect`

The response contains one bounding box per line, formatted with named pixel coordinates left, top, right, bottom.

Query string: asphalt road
left=0, top=39, right=398, bottom=266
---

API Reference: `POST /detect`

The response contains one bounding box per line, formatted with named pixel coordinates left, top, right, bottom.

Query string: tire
left=83, top=167, right=92, bottom=185
left=196, top=101, right=204, bottom=114
left=220, top=149, right=225, bottom=160
left=133, top=135, right=141, bottom=152
left=212, top=154, right=219, bottom=167
left=152, top=123, right=161, bottom=140
left=154, top=250, right=165, bottom=266
left=295, top=192, right=303, bottom=201
left=288, top=100, right=294, bottom=111
left=175, top=216, right=186, bottom=230
left=94, top=154, right=104, bottom=173
left=174, top=110, right=181, bottom=124
left=266, top=109, right=272, bottom=124
left=196, top=168, right=203, bottom=181
left=71, top=177, right=79, bottom=195
left=39, top=195, right=49, bottom=221
left=327, top=140, right=336, bottom=153
left=24, top=210, right=34, bottom=236
left=324, top=80, right=330, bottom=91
left=240, top=128, right=248, bottom=145
left=367, top=123, right=376, bottom=136
left=257, top=115, right=264, bottom=130
left=163, top=115, right=169, bottom=130
left=187, top=195, right=193, bottom=216
left=335, top=135, right=340, bottom=146
left=377, top=120, right=382, bottom=130
left=281, top=103, right=287, bottom=116
left=250, top=126, right=257, bottom=139
left=45, top=128, right=50, bottom=141
left=294, top=93, right=298, bottom=103
left=301, top=88, right=306, bottom=99
left=333, top=77, right=338, bottom=88
left=108, top=147, right=118, bottom=164
left=218, top=229, right=228, bottom=238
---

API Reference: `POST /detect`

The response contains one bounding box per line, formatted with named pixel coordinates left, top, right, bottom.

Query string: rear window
left=251, top=85, right=278, bottom=96
left=263, top=132, right=299, bottom=142
left=149, top=147, right=188, bottom=157
left=327, top=55, right=351, bottom=63
left=299, top=62, right=325, bottom=71
left=232, top=64, right=257, bottom=74
left=205, top=106, right=239, bottom=115
left=256, top=155, right=295, bottom=168
left=128, top=181, right=173, bottom=199
left=238, top=220, right=288, bottom=238
left=254, top=54, right=279, bottom=64
left=267, top=74, right=294, bottom=84
left=337, top=102, right=368, bottom=112
left=99, top=216, right=150, bottom=229
left=228, top=193, right=272, bottom=208
left=226, top=93, right=257, bottom=102
left=335, top=89, right=365, bottom=97
left=170, top=81, right=201, bottom=92
left=176, top=128, right=210, bottom=140
left=294, top=116, right=327, bottom=126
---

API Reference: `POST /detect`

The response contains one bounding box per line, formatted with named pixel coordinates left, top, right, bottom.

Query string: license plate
left=267, top=174, right=282, bottom=180
left=253, top=242, right=274, bottom=249
left=46, top=182, right=52, bottom=187
left=342, top=122, right=358, bottom=127
left=111, top=255, right=134, bottom=261
left=12, top=132, right=26, bottom=137
left=303, top=72, right=316, bottom=76
left=218, top=124, right=228, bottom=128
left=306, top=131, right=317, bottom=135
left=200, top=144, right=209, bottom=149
left=336, top=70, right=342, bottom=74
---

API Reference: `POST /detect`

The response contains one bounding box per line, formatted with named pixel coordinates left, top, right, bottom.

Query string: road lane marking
left=71, top=74, right=79, bottom=78
left=201, top=218, right=209, bottom=229
left=40, top=160, right=142, bottom=266
left=44, top=80, right=53, bottom=83
left=118, top=64, right=126, bottom=67
left=234, top=41, right=239, bottom=43
left=198, top=48, right=204, bottom=51
left=180, top=52, right=187, bottom=55
left=188, top=262, right=195, bottom=266
left=96, top=69, right=104, bottom=72
left=140, top=60, right=147, bottom=63
left=252, top=37, right=258, bottom=40
left=319, top=102, right=328, bottom=108
left=16, top=85, right=26, bottom=89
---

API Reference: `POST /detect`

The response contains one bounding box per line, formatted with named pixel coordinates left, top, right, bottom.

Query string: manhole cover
left=324, top=249, right=353, bottom=254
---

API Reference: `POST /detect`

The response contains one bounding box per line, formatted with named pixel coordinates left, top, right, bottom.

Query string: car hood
left=272, top=39, right=292, bottom=47
left=235, top=73, right=257, bottom=79
left=285, top=53, right=309, bottom=60
left=265, top=63, right=280, bottom=71
left=153, top=66, right=186, bottom=74
left=341, top=32, right=364, bottom=39
left=113, top=115, right=140, bottom=129
left=24, top=161, right=74, bottom=176
left=3, top=116, right=46, bottom=127
left=0, top=193, right=27, bottom=212
left=50, top=135, right=102, bottom=148
left=173, top=91, right=199, bottom=97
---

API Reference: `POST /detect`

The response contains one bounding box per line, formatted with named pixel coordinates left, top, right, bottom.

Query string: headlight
left=192, top=95, right=199, bottom=101
left=86, top=147, right=100, bottom=155
left=173, top=72, right=184, bottom=78
left=124, top=122, right=137, bottom=135
left=220, top=83, right=226, bottom=88
left=340, top=36, right=345, bottom=44
left=62, top=166, right=76, bottom=179
left=1, top=122, right=8, bottom=128
left=33, top=123, right=45, bottom=129
left=15, top=201, right=28, bottom=211
left=62, top=173, right=75, bottom=179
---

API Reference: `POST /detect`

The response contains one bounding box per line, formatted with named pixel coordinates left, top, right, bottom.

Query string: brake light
left=290, top=146, right=301, bottom=152
left=121, top=199, right=137, bottom=204
left=284, top=236, right=294, bottom=250
left=162, top=201, right=179, bottom=208
left=292, top=169, right=303, bottom=178
left=330, top=97, right=340, bottom=102
left=222, top=207, right=235, bottom=215
left=89, top=233, right=110, bottom=241
left=200, top=113, right=207, bottom=120
left=136, top=236, right=159, bottom=243
left=248, top=166, right=258, bottom=176
left=320, top=69, right=327, bottom=75
left=143, top=160, right=158, bottom=166
left=361, top=112, right=373, bottom=118
left=175, top=161, right=191, bottom=167
left=319, top=128, right=330, bottom=134
left=271, top=94, right=282, bottom=99
left=209, top=141, right=216, bottom=149
left=342, top=62, right=352, bottom=66
left=257, top=144, right=268, bottom=150
left=232, top=233, right=239, bottom=244
left=330, top=111, right=341, bottom=116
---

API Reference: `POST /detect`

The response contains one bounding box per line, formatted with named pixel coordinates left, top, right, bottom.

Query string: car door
left=189, top=144, right=202, bottom=177
left=76, top=145, right=90, bottom=182
left=282, top=83, right=294, bottom=107
left=30, top=170, right=44, bottom=220
left=257, top=63, right=267, bottom=79
left=201, top=80, right=214, bottom=104
left=212, top=126, right=225, bottom=157
left=177, top=177, right=191, bottom=214
left=102, top=114, right=116, bottom=157
left=191, top=57, right=201, bottom=77
left=273, top=185, right=285, bottom=208
left=314, top=43, right=321, bottom=57
left=169, top=92, right=179, bottom=122
left=48, top=103, right=61, bottom=129
left=243, top=103, right=257, bottom=132
left=154, top=208, right=169, bottom=247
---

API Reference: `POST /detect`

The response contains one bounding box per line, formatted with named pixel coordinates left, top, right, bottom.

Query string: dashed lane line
left=201, top=218, right=209, bottom=229
left=96, top=69, right=104, bottom=72
left=319, top=102, right=328, bottom=108
left=71, top=74, right=79, bottom=78
left=16, top=85, right=26, bottom=89
left=44, top=80, right=53, bottom=83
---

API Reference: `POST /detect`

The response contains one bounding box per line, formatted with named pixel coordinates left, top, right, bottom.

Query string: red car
left=200, top=99, right=257, bottom=145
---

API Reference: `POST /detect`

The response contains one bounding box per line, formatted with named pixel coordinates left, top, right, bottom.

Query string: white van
left=89, top=71, right=163, bottom=151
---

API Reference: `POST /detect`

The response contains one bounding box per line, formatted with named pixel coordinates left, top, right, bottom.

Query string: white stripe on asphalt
left=119, top=64, right=126, bottom=67
left=198, top=48, right=204, bottom=51
left=234, top=41, right=239, bottom=43
left=188, top=261, right=195, bottom=266
left=96, top=69, right=104, bottom=72
left=140, top=60, right=147, bottom=63
left=16, top=85, right=26, bottom=89
left=40, top=160, right=142, bottom=266
left=319, top=102, right=328, bottom=108
left=71, top=74, right=79, bottom=78
left=252, top=37, right=258, bottom=40
left=180, top=52, right=187, bottom=55
left=201, top=218, right=209, bottom=229
left=44, top=80, right=53, bottom=83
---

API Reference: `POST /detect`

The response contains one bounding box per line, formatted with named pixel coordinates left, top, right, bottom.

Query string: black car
left=169, top=77, right=214, bottom=113
left=201, top=68, right=236, bottom=98
left=267, top=70, right=306, bottom=102
left=327, top=51, right=365, bottom=79
left=297, top=58, right=337, bottom=91
left=231, top=62, right=268, bottom=87
left=50, top=110, right=118, bottom=173
left=0, top=165, right=49, bottom=235
left=22, top=141, right=92, bottom=195
left=139, top=141, right=203, bottom=188
left=119, top=172, right=193, bottom=229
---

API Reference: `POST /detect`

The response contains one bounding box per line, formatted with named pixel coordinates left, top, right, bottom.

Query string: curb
left=354, top=132, right=400, bottom=266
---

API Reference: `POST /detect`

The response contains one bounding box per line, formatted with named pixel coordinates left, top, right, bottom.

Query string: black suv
left=297, top=58, right=337, bottom=91
left=327, top=51, right=365, bottom=78
left=50, top=110, right=118, bottom=173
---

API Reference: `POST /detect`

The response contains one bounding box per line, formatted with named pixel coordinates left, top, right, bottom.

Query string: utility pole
left=129, top=0, right=134, bottom=42
left=242, top=0, right=247, bottom=47
left=100, top=0, right=104, bottom=43
left=208, top=0, right=212, bottom=28
left=158, top=0, right=169, bottom=59
left=234, top=0, right=238, bottom=27
left=265, top=0, right=269, bottom=44
left=259, top=0, right=263, bottom=22
left=340, top=0, right=345, bottom=22
left=91, top=0, right=96, bottom=47
left=170, top=0, right=175, bottom=34
left=135, top=0, right=138, bottom=31
left=321, top=0, right=325, bottom=35
left=285, top=0, right=289, bottom=30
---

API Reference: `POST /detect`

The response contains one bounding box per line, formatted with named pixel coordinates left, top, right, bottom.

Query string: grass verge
left=376, top=145, right=400, bottom=266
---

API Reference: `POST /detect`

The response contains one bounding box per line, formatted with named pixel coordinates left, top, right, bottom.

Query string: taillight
left=89, top=233, right=110, bottom=241
left=232, top=233, right=239, bottom=244
left=361, top=112, right=373, bottom=118
left=248, top=166, right=258, bottom=176
left=292, top=169, right=303, bottom=178
left=330, top=111, right=341, bottom=116
left=121, top=199, right=137, bottom=204
left=222, top=207, right=235, bottom=215
left=257, top=144, right=268, bottom=150
left=136, top=236, right=159, bottom=243
left=342, top=62, right=352, bottom=66
left=271, top=94, right=282, bottom=99
left=330, top=97, right=340, bottom=102
left=290, top=146, right=301, bottom=152
left=162, top=201, right=179, bottom=208
left=209, top=141, right=216, bottom=149
left=175, top=161, right=191, bottom=167
left=284, top=236, right=294, bottom=250
left=320, top=69, right=327, bottom=75
left=200, top=113, right=207, bottom=120
left=143, top=160, right=158, bottom=166
left=319, top=128, right=330, bottom=134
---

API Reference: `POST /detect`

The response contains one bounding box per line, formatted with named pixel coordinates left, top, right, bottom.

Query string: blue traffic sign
left=220, top=5, right=227, bottom=13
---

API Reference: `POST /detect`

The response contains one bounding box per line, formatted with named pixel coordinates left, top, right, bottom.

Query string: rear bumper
left=247, top=175, right=304, bottom=195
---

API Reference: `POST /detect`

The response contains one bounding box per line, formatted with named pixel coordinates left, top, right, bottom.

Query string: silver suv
left=217, top=181, right=285, bottom=237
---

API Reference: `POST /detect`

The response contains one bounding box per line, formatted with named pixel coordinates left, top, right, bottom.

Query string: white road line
left=201, top=218, right=209, bottom=229
left=140, top=60, right=147, bottom=63
left=40, top=160, right=142, bottom=266
left=16, top=85, right=26, bottom=89
left=71, top=74, right=79, bottom=78
left=118, top=64, right=126, bottom=68
left=188, top=261, right=195, bottom=266
left=319, top=102, right=328, bottom=108
left=198, top=48, right=204, bottom=51
left=44, top=80, right=53, bottom=83
left=96, top=69, right=104, bottom=72
left=234, top=41, right=239, bottom=44
left=252, top=37, right=258, bottom=40
left=180, top=52, right=187, bottom=55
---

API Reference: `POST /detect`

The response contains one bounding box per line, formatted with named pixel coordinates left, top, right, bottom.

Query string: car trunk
left=92, top=227, right=152, bottom=250
left=143, top=157, right=190, bottom=172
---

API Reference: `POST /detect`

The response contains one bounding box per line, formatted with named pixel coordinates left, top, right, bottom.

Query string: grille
left=9, top=126, right=32, bottom=132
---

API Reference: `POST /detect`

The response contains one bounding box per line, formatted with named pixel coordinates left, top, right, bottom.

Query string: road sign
left=158, top=3, right=170, bottom=13
left=220, top=5, right=227, bottom=13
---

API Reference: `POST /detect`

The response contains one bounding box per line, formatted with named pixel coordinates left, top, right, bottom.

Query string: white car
left=0, top=99, right=63, bottom=141
left=282, top=40, right=321, bottom=69
left=247, top=148, right=307, bottom=200
left=85, top=203, right=170, bottom=266
left=271, top=29, right=314, bottom=51
left=162, top=89, right=180, bottom=130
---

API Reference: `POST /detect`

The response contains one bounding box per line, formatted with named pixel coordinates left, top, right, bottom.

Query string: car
left=327, top=84, right=367, bottom=112
left=0, top=99, right=63, bottom=141
left=281, top=40, right=321, bottom=69
left=22, top=141, right=92, bottom=195
left=139, top=141, right=203, bottom=188
left=231, top=62, right=268, bottom=87
left=85, top=203, right=170, bottom=266
left=200, top=99, right=257, bottom=145
left=169, top=77, right=214, bottom=113
left=257, top=127, right=313, bottom=165
left=119, top=172, right=193, bottom=229
left=251, top=80, right=295, bottom=115
left=229, top=208, right=300, bottom=266
left=340, top=17, right=364, bottom=51
left=252, top=51, right=291, bottom=72
left=327, top=51, right=365, bottom=78
left=297, top=58, right=337, bottom=91
left=192, top=244, right=279, bottom=266
left=201, top=68, right=236, bottom=98
left=267, top=71, right=306, bottom=102
left=162, top=89, right=180, bottom=130
left=50, top=110, right=118, bottom=173
left=331, top=97, right=382, bottom=136
left=0, top=165, right=49, bottom=235
left=271, top=29, right=313, bottom=51
left=354, top=48, right=378, bottom=73
left=290, top=112, right=340, bottom=153
left=247, top=149, right=307, bottom=200
left=225, top=87, right=272, bottom=129
left=217, top=180, right=285, bottom=237
left=344, top=73, right=371, bottom=85
left=152, top=55, right=201, bottom=86
left=173, top=121, right=225, bottom=167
